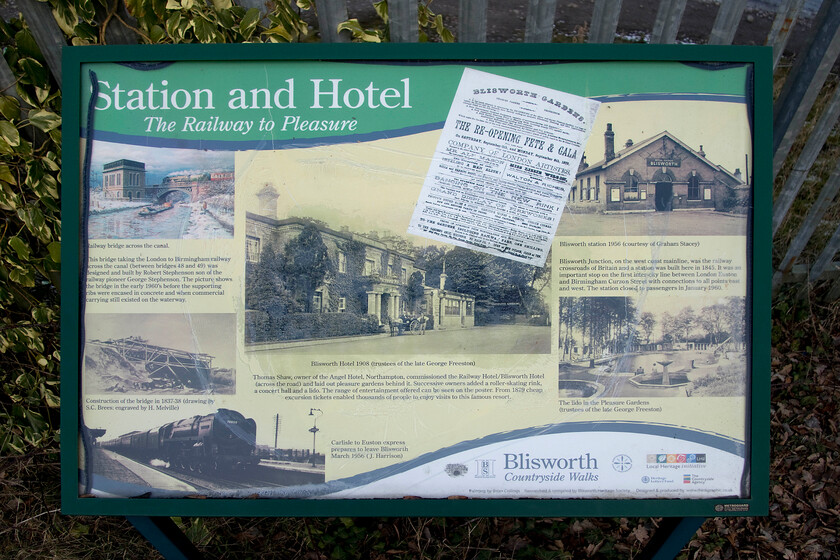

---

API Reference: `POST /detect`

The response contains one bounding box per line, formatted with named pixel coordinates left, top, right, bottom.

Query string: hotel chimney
left=256, top=184, right=280, bottom=219
left=605, top=123, right=615, bottom=162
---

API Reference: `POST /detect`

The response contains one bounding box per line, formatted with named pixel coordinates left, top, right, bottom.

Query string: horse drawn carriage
left=388, top=315, right=427, bottom=336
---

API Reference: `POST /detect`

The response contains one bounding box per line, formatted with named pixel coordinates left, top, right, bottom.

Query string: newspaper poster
left=408, top=68, right=600, bottom=266
left=65, top=49, right=763, bottom=514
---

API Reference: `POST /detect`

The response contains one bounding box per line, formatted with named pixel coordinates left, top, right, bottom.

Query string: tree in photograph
left=660, top=311, right=677, bottom=344
left=245, top=246, right=295, bottom=340
left=485, top=256, right=550, bottom=317
left=558, top=297, right=580, bottom=359
left=570, top=297, right=636, bottom=357
left=419, top=246, right=550, bottom=322
left=699, top=304, right=728, bottom=344
left=639, top=312, right=656, bottom=344
left=725, top=296, right=747, bottom=344
left=283, top=223, right=333, bottom=313
left=246, top=246, right=292, bottom=314
left=674, top=306, right=697, bottom=342
left=404, top=271, right=426, bottom=313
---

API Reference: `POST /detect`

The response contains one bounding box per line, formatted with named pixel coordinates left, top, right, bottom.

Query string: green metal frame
left=61, top=43, right=771, bottom=518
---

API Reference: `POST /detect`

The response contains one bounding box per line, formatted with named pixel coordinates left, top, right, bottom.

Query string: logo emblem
left=612, top=454, right=632, bottom=472
left=445, top=463, right=468, bottom=477
left=474, top=459, right=495, bottom=478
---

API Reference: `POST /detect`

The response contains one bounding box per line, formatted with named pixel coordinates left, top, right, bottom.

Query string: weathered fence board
left=458, top=0, right=488, bottom=43
left=588, top=0, right=623, bottom=44
left=772, top=0, right=840, bottom=176
left=18, top=0, right=65, bottom=87
left=388, top=0, right=418, bottom=43
left=708, top=0, right=747, bottom=45
left=525, top=0, right=558, bottom=43
left=765, top=0, right=807, bottom=69
left=651, top=0, right=687, bottom=44
left=315, top=0, right=350, bottom=43
left=810, top=223, right=840, bottom=283
left=772, top=83, right=840, bottom=237
left=774, top=158, right=840, bottom=288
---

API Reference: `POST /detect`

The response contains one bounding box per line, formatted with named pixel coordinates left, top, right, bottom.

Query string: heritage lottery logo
left=646, top=453, right=707, bottom=464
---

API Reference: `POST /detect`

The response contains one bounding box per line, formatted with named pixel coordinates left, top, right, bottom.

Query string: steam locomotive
left=100, top=409, right=258, bottom=473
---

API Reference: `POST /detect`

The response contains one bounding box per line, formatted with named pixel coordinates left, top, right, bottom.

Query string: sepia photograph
left=558, top=294, right=747, bottom=398
left=556, top=98, right=752, bottom=237
left=240, top=137, right=552, bottom=355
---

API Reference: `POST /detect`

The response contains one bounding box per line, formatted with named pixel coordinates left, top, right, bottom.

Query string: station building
left=245, top=185, right=474, bottom=330
left=569, top=124, right=748, bottom=213
left=102, top=159, right=149, bottom=200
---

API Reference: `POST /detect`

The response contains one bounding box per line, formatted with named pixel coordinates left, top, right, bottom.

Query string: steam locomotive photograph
left=99, top=408, right=258, bottom=473
left=92, top=409, right=326, bottom=495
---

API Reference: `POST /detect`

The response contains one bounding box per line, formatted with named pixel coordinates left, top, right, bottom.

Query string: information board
left=61, top=44, right=770, bottom=517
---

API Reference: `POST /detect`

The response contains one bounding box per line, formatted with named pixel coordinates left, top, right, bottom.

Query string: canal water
left=88, top=204, right=193, bottom=239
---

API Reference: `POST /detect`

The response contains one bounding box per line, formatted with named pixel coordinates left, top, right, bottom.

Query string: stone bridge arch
left=151, top=186, right=195, bottom=202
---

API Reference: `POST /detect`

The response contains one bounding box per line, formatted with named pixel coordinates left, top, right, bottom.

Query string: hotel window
left=338, top=251, right=347, bottom=273
left=246, top=235, right=261, bottom=263
left=312, top=291, right=323, bottom=312
left=338, top=297, right=346, bottom=313
left=364, top=258, right=376, bottom=275
left=687, top=173, right=701, bottom=200
left=401, top=268, right=407, bottom=283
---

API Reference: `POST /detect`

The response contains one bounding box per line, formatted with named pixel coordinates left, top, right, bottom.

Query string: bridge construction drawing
left=86, top=336, right=232, bottom=392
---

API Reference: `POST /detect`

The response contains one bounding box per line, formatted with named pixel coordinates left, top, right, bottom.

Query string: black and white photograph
left=87, top=141, right=234, bottom=240
left=87, top=408, right=326, bottom=497
left=240, top=138, right=552, bottom=355
left=556, top=97, right=752, bottom=236
left=558, top=294, right=747, bottom=398
left=84, top=313, right=236, bottom=394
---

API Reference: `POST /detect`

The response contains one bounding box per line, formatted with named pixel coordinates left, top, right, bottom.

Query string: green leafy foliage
left=0, top=14, right=61, bottom=457
left=339, top=0, right=454, bottom=43
left=45, top=0, right=314, bottom=44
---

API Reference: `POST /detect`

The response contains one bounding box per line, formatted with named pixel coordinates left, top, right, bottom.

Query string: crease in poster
left=408, top=68, right=601, bottom=266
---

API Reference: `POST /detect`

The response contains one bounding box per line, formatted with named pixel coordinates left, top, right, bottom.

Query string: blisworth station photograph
left=238, top=137, right=552, bottom=355
left=556, top=97, right=752, bottom=237
left=86, top=141, right=234, bottom=240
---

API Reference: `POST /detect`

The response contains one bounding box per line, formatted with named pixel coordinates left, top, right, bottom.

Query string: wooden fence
left=4, top=0, right=840, bottom=296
